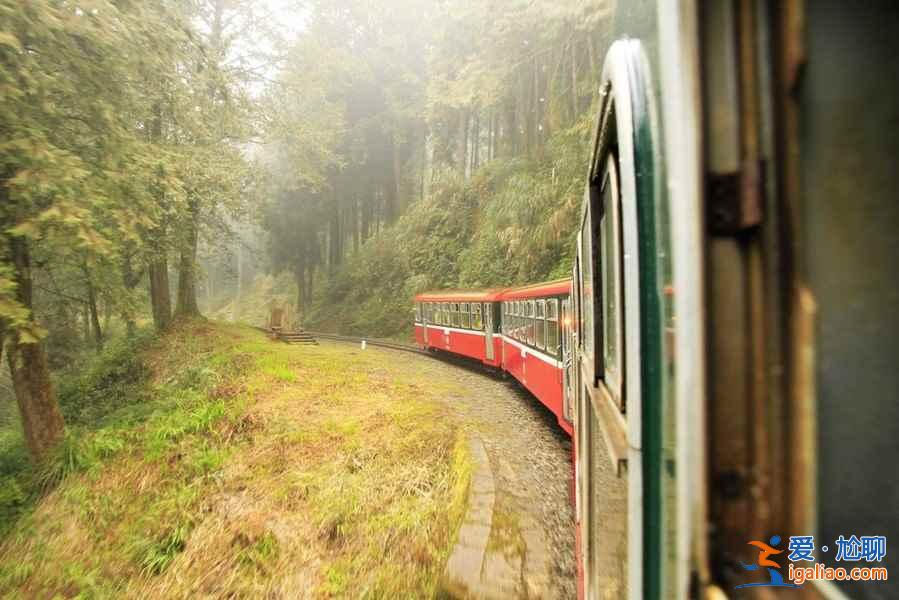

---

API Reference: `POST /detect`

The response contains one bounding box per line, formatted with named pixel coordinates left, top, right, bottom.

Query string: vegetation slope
left=0, top=323, right=469, bottom=598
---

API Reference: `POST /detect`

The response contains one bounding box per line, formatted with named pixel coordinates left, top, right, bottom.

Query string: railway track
left=305, top=331, right=432, bottom=356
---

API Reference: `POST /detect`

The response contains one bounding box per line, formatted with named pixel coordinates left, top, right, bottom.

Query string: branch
left=32, top=283, right=88, bottom=306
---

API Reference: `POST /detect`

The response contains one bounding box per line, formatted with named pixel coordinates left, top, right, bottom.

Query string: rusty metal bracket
left=707, top=160, right=765, bottom=234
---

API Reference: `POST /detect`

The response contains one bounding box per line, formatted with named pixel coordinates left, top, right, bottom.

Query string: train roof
left=415, top=288, right=506, bottom=302
left=500, top=278, right=571, bottom=299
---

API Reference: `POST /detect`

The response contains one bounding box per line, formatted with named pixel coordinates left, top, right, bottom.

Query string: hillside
left=0, top=323, right=469, bottom=598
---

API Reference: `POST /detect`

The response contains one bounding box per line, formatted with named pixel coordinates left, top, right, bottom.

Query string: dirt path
left=340, top=343, right=577, bottom=599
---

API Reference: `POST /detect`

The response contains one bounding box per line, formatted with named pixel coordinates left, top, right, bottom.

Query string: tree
left=0, top=1, right=200, bottom=459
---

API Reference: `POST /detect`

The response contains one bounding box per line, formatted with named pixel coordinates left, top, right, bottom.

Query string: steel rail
left=302, top=331, right=432, bottom=357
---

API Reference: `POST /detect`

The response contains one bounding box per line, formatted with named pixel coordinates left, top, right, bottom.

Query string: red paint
left=416, top=278, right=581, bottom=595
left=501, top=278, right=571, bottom=300
left=415, top=278, right=574, bottom=436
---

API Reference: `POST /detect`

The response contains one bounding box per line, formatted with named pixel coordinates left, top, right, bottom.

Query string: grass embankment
left=0, top=322, right=470, bottom=598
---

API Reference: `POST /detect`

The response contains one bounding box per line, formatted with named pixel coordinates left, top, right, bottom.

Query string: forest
left=0, top=0, right=615, bottom=595
left=2, top=0, right=612, bottom=461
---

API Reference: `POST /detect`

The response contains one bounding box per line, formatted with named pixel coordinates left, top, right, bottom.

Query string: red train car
left=499, top=279, right=572, bottom=435
left=413, top=289, right=504, bottom=368
left=414, top=279, right=573, bottom=436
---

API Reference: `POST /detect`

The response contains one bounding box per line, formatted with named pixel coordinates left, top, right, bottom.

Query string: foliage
left=304, top=117, right=590, bottom=338
left=252, top=0, right=610, bottom=340
left=56, top=331, right=155, bottom=426
left=0, top=322, right=469, bottom=597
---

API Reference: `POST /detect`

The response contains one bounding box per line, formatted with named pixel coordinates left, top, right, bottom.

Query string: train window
left=513, top=301, right=519, bottom=338
left=536, top=299, right=546, bottom=350
left=460, top=302, right=470, bottom=329
left=515, top=301, right=522, bottom=341
left=472, top=303, right=482, bottom=330
left=546, top=299, right=559, bottom=356
left=450, top=303, right=458, bottom=327
left=600, top=156, right=624, bottom=407
left=502, top=302, right=508, bottom=334
left=442, top=302, right=449, bottom=326
left=415, top=303, right=421, bottom=323
left=526, top=300, right=535, bottom=345
left=580, top=202, right=596, bottom=367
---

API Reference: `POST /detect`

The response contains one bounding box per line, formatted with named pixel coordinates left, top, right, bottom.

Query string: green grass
left=0, top=322, right=471, bottom=598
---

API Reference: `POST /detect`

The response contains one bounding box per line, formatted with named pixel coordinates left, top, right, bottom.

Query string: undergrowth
left=0, top=322, right=470, bottom=598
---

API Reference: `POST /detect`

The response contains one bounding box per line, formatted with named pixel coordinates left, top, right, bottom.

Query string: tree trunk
left=329, top=196, right=341, bottom=270
left=234, top=238, right=243, bottom=320
left=175, top=204, right=201, bottom=319
left=86, top=280, right=102, bottom=351
left=360, top=188, right=371, bottom=244
left=6, top=237, right=65, bottom=462
left=294, top=258, right=305, bottom=318
left=471, top=112, right=480, bottom=172
left=458, top=109, right=470, bottom=175
left=148, top=257, right=172, bottom=331
left=83, top=305, right=91, bottom=342
left=121, top=249, right=141, bottom=338
left=353, top=194, right=360, bottom=253
left=306, top=263, right=315, bottom=311
left=392, top=127, right=403, bottom=214
left=571, top=36, right=580, bottom=119
left=81, top=260, right=103, bottom=351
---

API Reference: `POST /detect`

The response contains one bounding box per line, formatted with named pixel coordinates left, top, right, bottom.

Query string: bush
left=56, top=329, right=155, bottom=427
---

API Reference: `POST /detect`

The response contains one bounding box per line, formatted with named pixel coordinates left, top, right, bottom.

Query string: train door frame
left=578, top=37, right=665, bottom=600
left=484, top=302, right=495, bottom=361
left=656, top=1, right=707, bottom=597
left=422, top=302, right=430, bottom=349
left=561, top=297, right=574, bottom=424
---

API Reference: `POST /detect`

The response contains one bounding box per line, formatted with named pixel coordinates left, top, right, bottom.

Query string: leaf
left=7, top=221, right=38, bottom=238
left=19, top=324, right=48, bottom=344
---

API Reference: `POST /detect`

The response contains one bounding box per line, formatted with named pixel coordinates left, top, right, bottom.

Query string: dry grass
left=0, top=322, right=470, bottom=599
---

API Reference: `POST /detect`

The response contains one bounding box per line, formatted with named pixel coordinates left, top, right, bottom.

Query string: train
left=415, top=1, right=898, bottom=599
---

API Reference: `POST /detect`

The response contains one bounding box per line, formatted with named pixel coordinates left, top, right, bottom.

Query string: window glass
left=443, top=303, right=450, bottom=326
left=527, top=300, right=536, bottom=345
left=450, top=303, right=459, bottom=327
left=536, top=299, right=546, bottom=349
left=600, top=158, right=623, bottom=406
left=461, top=302, right=470, bottom=329
left=515, top=301, right=521, bottom=339
left=547, top=299, right=559, bottom=356
left=472, top=303, right=482, bottom=330
left=581, top=204, right=595, bottom=363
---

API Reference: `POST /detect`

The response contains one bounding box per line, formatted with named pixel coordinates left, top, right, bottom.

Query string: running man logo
left=735, top=535, right=802, bottom=589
